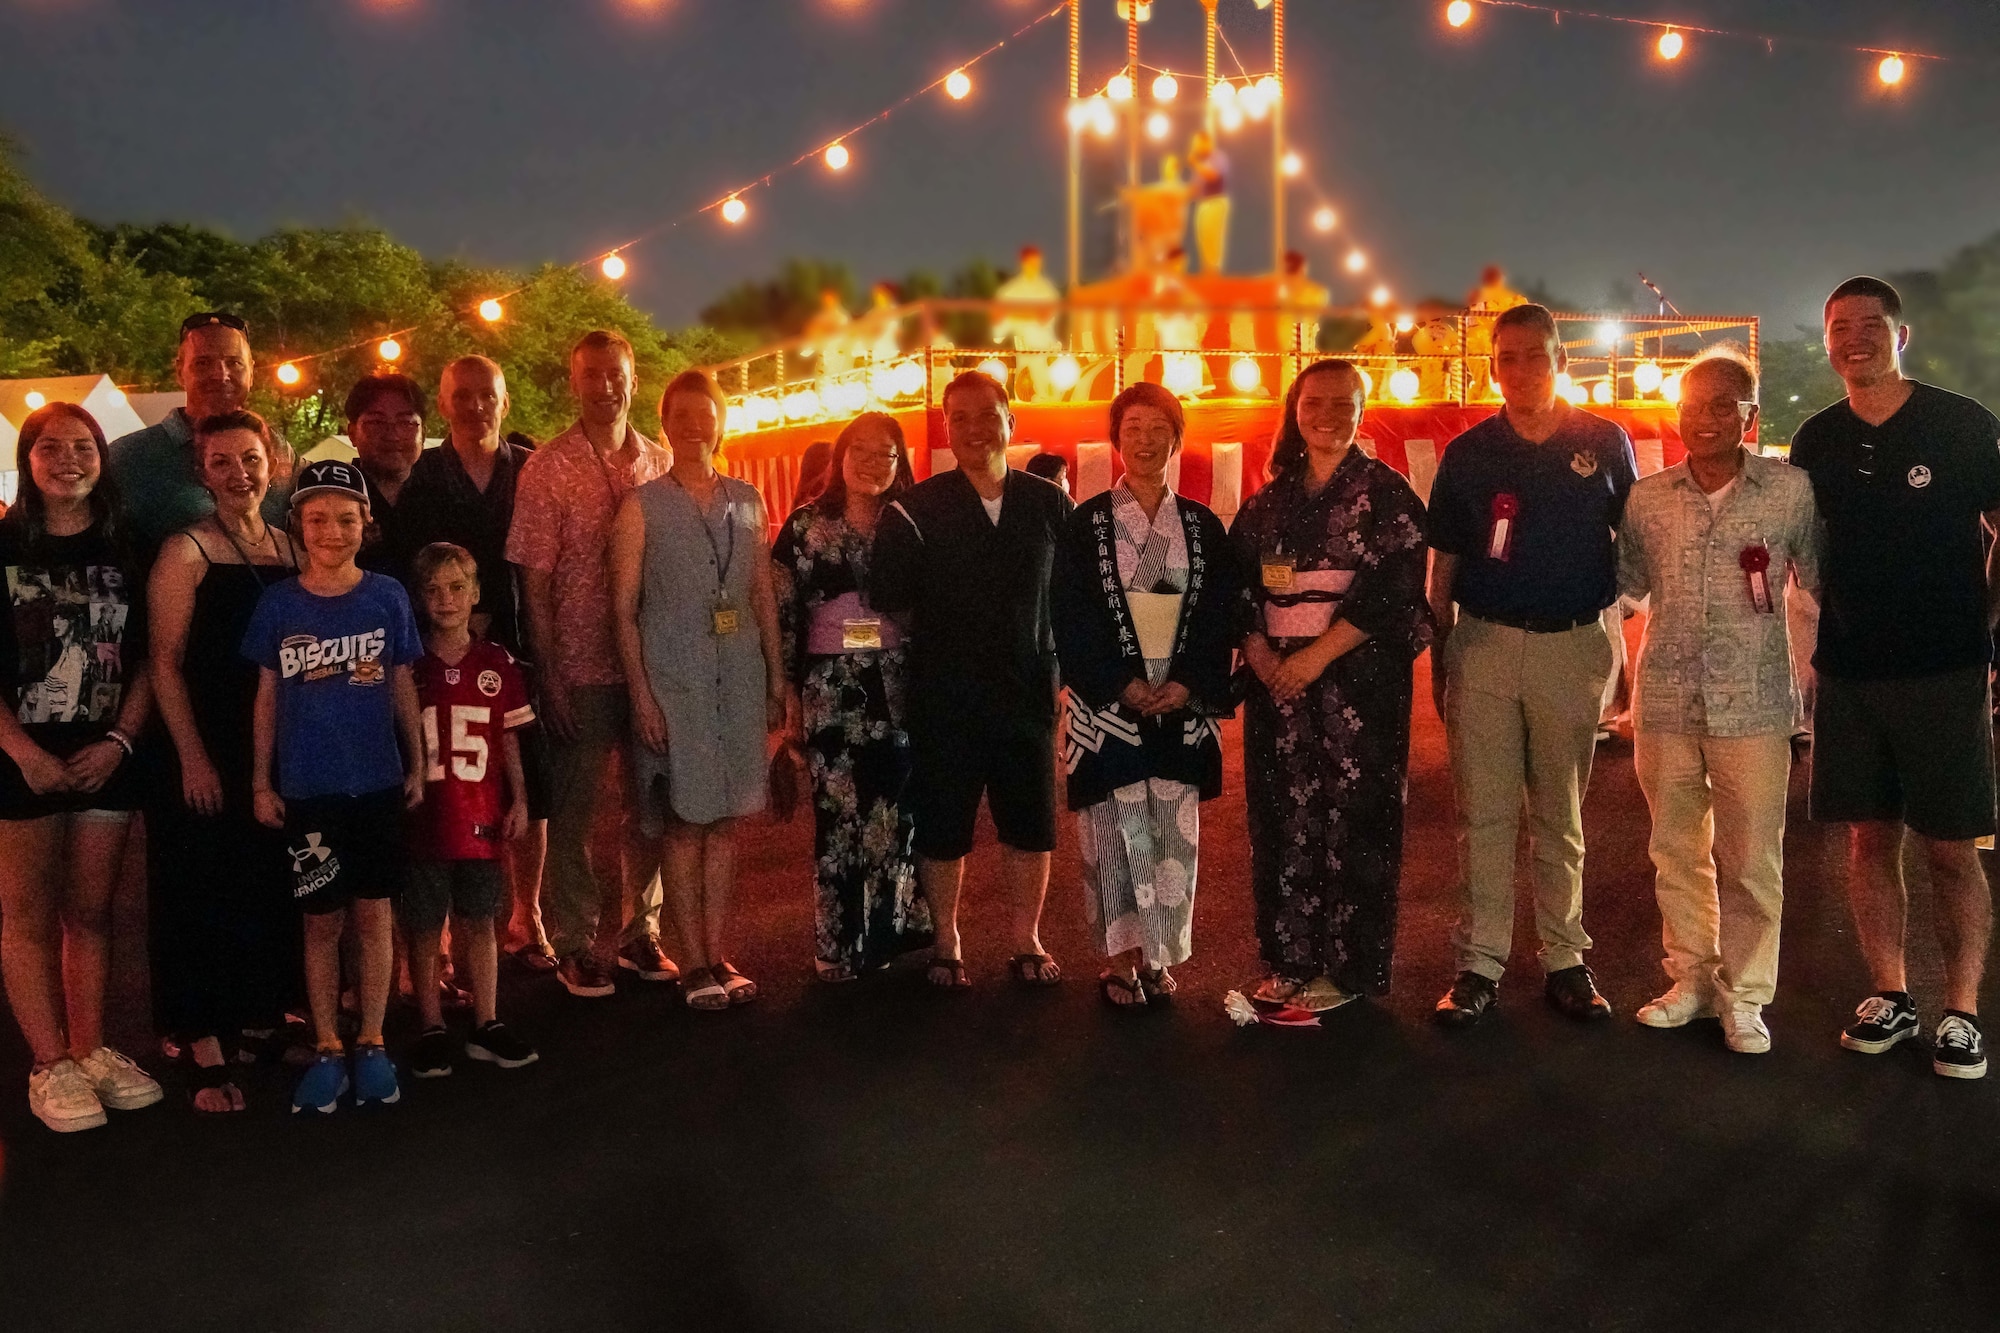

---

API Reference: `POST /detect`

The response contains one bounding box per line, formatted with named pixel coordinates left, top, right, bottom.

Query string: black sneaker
left=1840, top=992, right=1920, bottom=1054
left=1544, top=965, right=1613, bottom=1022
left=1434, top=972, right=1498, bottom=1027
left=1932, top=1012, right=1987, bottom=1080
left=465, top=1022, right=539, bottom=1070
left=409, top=1026, right=454, bottom=1079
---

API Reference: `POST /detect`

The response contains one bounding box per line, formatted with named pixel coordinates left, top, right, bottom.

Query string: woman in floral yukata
left=1052, top=383, right=1243, bottom=1008
left=1232, top=359, right=1433, bottom=1013
left=770, top=413, right=934, bottom=981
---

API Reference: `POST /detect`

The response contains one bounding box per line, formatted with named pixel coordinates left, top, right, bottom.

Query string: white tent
left=0, top=376, right=151, bottom=507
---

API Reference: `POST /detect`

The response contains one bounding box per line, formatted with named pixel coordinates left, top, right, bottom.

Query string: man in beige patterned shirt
left=1616, top=350, right=1820, bottom=1053
left=506, top=331, right=672, bottom=998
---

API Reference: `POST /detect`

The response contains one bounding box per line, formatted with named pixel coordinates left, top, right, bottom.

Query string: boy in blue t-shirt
left=244, top=460, right=426, bottom=1115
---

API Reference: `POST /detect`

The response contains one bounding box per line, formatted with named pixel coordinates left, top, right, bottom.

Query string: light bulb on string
left=1345, top=249, right=1368, bottom=274
left=1228, top=358, right=1263, bottom=394
left=1657, top=29, right=1684, bottom=61
left=1878, top=55, right=1905, bottom=86
left=1107, top=72, right=1134, bottom=103
left=1591, top=380, right=1614, bottom=405
left=1633, top=361, right=1664, bottom=394
left=1256, top=76, right=1282, bottom=103
left=601, top=253, right=628, bottom=280
left=1050, top=355, right=1082, bottom=392
left=1312, top=206, right=1338, bottom=233
left=478, top=299, right=504, bottom=323
left=1389, top=368, right=1420, bottom=402
left=1146, top=111, right=1172, bottom=141
left=1394, top=314, right=1415, bottom=334
left=1281, top=151, right=1303, bottom=178
left=1447, top=1, right=1474, bottom=28
left=1090, top=96, right=1117, bottom=137
left=721, top=196, right=748, bottom=224
left=825, top=142, right=850, bottom=171
left=1152, top=72, right=1178, bottom=102
left=1066, top=100, right=1091, bottom=130
left=1243, top=83, right=1272, bottom=121
left=1209, top=80, right=1237, bottom=106
left=1369, top=285, right=1392, bottom=307
left=977, top=358, right=1009, bottom=385
left=378, top=338, right=403, bottom=364
left=1219, top=105, right=1244, bottom=132
left=945, top=69, right=972, bottom=100
left=276, top=363, right=302, bottom=386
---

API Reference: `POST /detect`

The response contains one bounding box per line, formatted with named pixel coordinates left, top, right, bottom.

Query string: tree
left=699, top=258, right=858, bottom=341
left=1755, top=332, right=1844, bottom=446
left=1896, top=232, right=2000, bottom=409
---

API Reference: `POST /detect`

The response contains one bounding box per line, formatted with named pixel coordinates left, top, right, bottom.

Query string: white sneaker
left=28, top=1059, right=106, bottom=1133
left=1636, top=984, right=1713, bottom=1028
left=78, top=1046, right=164, bottom=1111
left=1722, top=1006, right=1772, bottom=1054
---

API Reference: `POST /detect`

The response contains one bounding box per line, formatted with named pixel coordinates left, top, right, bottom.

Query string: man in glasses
left=1789, top=276, right=1997, bottom=1080
left=341, top=372, right=428, bottom=582
left=110, top=312, right=294, bottom=557
left=1615, top=350, right=1819, bottom=1054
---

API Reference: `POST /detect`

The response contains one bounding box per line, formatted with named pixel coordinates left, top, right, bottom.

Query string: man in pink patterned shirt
left=506, top=330, right=673, bottom=998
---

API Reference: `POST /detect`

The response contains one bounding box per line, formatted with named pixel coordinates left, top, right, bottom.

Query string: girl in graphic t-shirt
left=0, top=403, right=164, bottom=1134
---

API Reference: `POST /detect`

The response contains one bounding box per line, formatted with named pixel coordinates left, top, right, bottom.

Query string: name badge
left=712, top=606, right=741, bottom=636
left=1487, top=492, right=1519, bottom=562
left=1740, top=544, right=1774, bottom=615
left=842, top=618, right=883, bottom=651
left=1262, top=557, right=1296, bottom=591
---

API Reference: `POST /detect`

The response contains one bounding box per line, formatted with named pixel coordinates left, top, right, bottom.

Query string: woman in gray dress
left=612, top=372, right=786, bottom=1011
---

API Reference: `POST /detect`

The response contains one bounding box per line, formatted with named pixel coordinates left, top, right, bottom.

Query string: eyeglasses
left=180, top=311, right=248, bottom=338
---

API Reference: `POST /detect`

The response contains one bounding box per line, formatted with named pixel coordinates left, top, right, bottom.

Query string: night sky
left=3, top=0, right=1996, bottom=339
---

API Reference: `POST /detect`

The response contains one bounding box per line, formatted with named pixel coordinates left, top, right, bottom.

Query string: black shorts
left=284, top=787, right=407, bottom=915
left=1810, top=665, right=1997, bottom=841
left=0, top=736, right=145, bottom=822
left=516, top=719, right=553, bottom=823
left=399, top=859, right=506, bottom=933
left=909, top=720, right=1059, bottom=861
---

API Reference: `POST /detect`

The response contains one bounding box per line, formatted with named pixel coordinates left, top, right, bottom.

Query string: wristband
left=103, top=729, right=134, bottom=757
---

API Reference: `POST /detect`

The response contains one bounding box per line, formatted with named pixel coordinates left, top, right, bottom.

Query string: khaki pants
left=1444, top=615, right=1614, bottom=981
left=543, top=685, right=663, bottom=959
left=1632, top=729, right=1790, bottom=1009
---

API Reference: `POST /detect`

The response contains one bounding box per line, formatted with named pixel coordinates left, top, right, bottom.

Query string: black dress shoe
left=1545, top=965, right=1613, bottom=1021
left=1434, top=971, right=1498, bottom=1027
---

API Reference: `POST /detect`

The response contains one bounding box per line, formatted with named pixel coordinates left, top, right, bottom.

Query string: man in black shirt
left=1790, top=276, right=1995, bottom=1080
left=870, top=371, right=1074, bottom=989
left=344, top=373, right=426, bottom=583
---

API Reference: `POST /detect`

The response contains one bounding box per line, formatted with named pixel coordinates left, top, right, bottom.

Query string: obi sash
left=806, top=592, right=903, bottom=655
left=1126, top=591, right=1184, bottom=661
left=1262, top=569, right=1354, bottom=639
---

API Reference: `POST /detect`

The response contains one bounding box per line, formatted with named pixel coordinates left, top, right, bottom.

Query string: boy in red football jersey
left=404, top=543, right=539, bottom=1076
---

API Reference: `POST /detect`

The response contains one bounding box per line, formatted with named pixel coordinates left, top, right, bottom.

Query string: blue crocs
left=351, top=1044, right=402, bottom=1107
left=291, top=1052, right=349, bottom=1115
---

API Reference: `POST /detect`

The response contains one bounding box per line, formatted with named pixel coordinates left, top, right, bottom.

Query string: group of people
left=1, top=272, right=1991, bottom=1135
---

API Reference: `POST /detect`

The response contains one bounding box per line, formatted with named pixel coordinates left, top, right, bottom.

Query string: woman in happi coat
left=1052, top=382, right=1243, bottom=1008
left=1232, top=359, right=1432, bottom=1013
left=771, top=413, right=934, bottom=982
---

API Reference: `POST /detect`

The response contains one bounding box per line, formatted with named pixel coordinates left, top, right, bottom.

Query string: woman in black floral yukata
left=1232, top=359, right=1433, bottom=1013
left=771, top=413, right=934, bottom=981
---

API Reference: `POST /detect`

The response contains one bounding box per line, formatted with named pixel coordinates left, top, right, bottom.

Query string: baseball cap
left=290, top=459, right=371, bottom=510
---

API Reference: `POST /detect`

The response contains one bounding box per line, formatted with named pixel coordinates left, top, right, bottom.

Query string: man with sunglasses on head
left=110, top=312, right=295, bottom=558
left=1616, top=350, right=1819, bottom=1055
left=1790, top=275, right=1997, bottom=1080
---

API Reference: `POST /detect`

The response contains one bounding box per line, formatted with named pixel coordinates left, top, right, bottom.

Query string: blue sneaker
left=291, top=1052, right=349, bottom=1115
left=351, top=1044, right=402, bottom=1107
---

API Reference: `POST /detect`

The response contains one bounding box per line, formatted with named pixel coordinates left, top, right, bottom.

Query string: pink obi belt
left=1262, top=569, right=1353, bottom=639
left=807, top=592, right=903, bottom=654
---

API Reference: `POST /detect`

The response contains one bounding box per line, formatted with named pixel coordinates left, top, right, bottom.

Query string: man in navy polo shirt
left=1791, top=275, right=1995, bottom=1081
left=1426, top=303, right=1638, bottom=1027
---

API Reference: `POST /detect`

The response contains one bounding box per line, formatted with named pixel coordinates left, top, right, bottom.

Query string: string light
left=1662, top=373, right=1683, bottom=404
left=945, top=68, right=972, bottom=100
left=24, top=391, right=46, bottom=409
left=977, top=358, right=1009, bottom=383
left=1152, top=71, right=1179, bottom=101
left=1146, top=111, right=1172, bottom=141
left=825, top=142, right=850, bottom=171
left=276, top=362, right=302, bottom=386
left=1447, top=1, right=1474, bottom=28
left=1209, top=80, right=1237, bottom=105
left=1107, top=72, right=1134, bottom=102
left=1591, top=380, right=1614, bottom=405
left=1228, top=357, right=1263, bottom=393
left=1632, top=361, right=1664, bottom=394
left=1370, top=285, right=1392, bottom=306
left=601, top=253, right=628, bottom=280
left=1312, top=206, right=1338, bottom=232
left=377, top=338, right=403, bottom=363
left=1389, top=369, right=1421, bottom=402
left=1394, top=314, right=1416, bottom=334
left=1255, top=76, right=1282, bottom=103
left=1345, top=249, right=1368, bottom=273
left=1657, top=29, right=1684, bottom=61
left=1878, top=54, right=1905, bottom=86
left=1090, top=95, right=1117, bottom=137
left=1219, top=105, right=1245, bottom=132
left=478, top=299, right=504, bottom=323
left=1067, top=100, right=1092, bottom=130
left=1050, top=355, right=1082, bottom=391
left=721, top=196, right=748, bottom=224
left=1281, top=151, right=1303, bottom=177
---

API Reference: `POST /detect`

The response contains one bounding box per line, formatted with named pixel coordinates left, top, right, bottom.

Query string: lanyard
left=671, top=472, right=736, bottom=595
